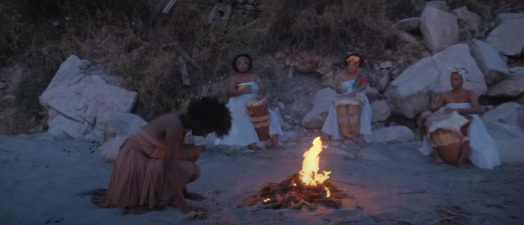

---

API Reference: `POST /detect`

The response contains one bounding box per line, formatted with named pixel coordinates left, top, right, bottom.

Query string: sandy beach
left=1, top=134, right=523, bottom=225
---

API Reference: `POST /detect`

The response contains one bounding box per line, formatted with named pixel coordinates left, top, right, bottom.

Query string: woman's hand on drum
left=242, top=86, right=253, bottom=94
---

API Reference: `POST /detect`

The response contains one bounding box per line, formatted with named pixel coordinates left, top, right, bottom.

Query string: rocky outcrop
left=470, top=40, right=510, bottom=84
left=371, top=100, right=390, bottom=123
left=420, top=6, right=459, bottom=52
left=486, top=68, right=524, bottom=97
left=301, top=88, right=338, bottom=129
left=482, top=102, right=523, bottom=129
left=451, top=6, right=482, bottom=33
left=385, top=44, right=487, bottom=119
left=486, top=15, right=524, bottom=57
left=372, top=126, right=414, bottom=144
left=40, top=55, right=138, bottom=140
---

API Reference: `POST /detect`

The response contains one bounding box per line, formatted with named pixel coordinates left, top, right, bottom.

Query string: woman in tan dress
left=91, top=97, right=232, bottom=214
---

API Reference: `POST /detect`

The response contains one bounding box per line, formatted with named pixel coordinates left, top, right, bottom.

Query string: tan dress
left=92, top=129, right=194, bottom=214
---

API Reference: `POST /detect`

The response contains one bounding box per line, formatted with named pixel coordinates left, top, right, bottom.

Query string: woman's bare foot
left=248, top=143, right=259, bottom=150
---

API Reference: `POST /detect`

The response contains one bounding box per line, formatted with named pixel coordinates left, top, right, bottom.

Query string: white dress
left=419, top=103, right=501, bottom=169
left=215, top=82, right=284, bottom=147
left=321, top=80, right=373, bottom=143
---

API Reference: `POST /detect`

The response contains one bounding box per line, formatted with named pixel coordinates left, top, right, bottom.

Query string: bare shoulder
left=146, top=113, right=181, bottom=133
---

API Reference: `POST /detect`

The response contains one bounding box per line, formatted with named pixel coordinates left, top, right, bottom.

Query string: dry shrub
left=266, top=0, right=418, bottom=58
left=1, top=0, right=524, bottom=134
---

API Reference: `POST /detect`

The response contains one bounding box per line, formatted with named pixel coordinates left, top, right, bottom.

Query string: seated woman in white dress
left=419, top=69, right=501, bottom=169
left=215, top=54, right=284, bottom=150
left=321, top=54, right=373, bottom=145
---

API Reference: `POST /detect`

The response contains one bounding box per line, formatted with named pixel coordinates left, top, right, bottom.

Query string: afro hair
left=231, top=54, right=253, bottom=73
left=187, top=97, right=232, bottom=138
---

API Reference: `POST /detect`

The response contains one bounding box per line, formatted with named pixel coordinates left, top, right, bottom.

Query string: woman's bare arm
left=164, top=121, right=188, bottom=211
left=431, top=94, right=446, bottom=112
left=335, top=76, right=344, bottom=94
left=254, top=74, right=265, bottom=97
left=227, top=77, right=249, bottom=97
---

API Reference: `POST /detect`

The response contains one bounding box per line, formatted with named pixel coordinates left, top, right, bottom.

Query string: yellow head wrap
left=346, top=56, right=360, bottom=63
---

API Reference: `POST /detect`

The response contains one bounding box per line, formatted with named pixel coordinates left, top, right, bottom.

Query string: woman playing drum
left=419, top=68, right=501, bottom=169
left=215, top=54, right=284, bottom=150
left=321, top=54, right=373, bottom=145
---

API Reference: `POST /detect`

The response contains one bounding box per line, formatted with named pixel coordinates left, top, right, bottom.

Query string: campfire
left=242, top=137, right=346, bottom=210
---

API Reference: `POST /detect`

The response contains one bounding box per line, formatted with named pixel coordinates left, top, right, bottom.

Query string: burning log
left=242, top=137, right=346, bottom=210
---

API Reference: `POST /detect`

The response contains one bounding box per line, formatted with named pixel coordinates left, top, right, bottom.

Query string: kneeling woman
left=321, top=54, right=373, bottom=145
left=215, top=54, right=284, bottom=149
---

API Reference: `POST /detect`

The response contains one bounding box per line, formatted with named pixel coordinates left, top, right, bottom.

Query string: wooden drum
left=333, top=95, right=365, bottom=139
left=422, top=111, right=473, bottom=165
left=246, top=98, right=271, bottom=141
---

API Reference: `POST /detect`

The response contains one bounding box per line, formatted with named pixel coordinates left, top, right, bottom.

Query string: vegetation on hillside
left=0, top=0, right=522, bottom=134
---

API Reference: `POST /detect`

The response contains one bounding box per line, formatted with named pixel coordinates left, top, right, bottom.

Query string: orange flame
left=299, top=137, right=331, bottom=186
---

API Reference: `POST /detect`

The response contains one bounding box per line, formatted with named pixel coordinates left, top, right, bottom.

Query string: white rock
left=397, top=18, right=420, bottom=31
left=470, top=40, right=510, bottom=84
left=486, top=121, right=524, bottom=165
left=398, top=31, right=419, bottom=43
left=486, top=16, right=524, bottom=57
left=385, top=44, right=487, bottom=118
left=371, top=100, right=391, bottom=123
left=494, top=13, right=524, bottom=27
left=46, top=108, right=91, bottom=139
left=377, top=75, right=390, bottom=93
left=486, top=70, right=524, bottom=97
left=372, top=126, right=414, bottom=144
left=482, top=102, right=523, bottom=125
left=510, top=67, right=524, bottom=74
left=301, top=88, right=338, bottom=129
left=420, top=6, right=459, bottom=52
left=98, top=136, right=127, bottom=163
left=364, top=86, right=380, bottom=101
left=451, top=6, right=482, bottom=33
left=87, top=112, right=147, bottom=143
left=40, top=55, right=138, bottom=139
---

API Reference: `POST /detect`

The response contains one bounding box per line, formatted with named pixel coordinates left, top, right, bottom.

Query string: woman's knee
left=189, top=164, right=201, bottom=183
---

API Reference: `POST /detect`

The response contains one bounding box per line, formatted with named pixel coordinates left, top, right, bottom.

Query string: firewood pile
left=241, top=173, right=346, bottom=210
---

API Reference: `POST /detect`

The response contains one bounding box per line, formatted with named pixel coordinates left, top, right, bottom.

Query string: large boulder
left=385, top=44, right=487, bottom=118
left=486, top=68, right=524, bottom=97
left=40, top=55, right=138, bottom=139
left=371, top=100, right=391, bottom=123
left=87, top=112, right=147, bottom=143
left=372, top=126, right=414, bottom=144
left=494, top=13, right=524, bottom=27
left=451, top=6, right=482, bottom=33
left=470, top=40, right=510, bottom=84
left=486, top=16, right=524, bottom=57
left=364, top=86, right=380, bottom=101
left=486, top=121, right=524, bottom=165
left=420, top=6, right=459, bottom=52
left=301, top=88, right=338, bottom=128
left=482, top=102, right=523, bottom=126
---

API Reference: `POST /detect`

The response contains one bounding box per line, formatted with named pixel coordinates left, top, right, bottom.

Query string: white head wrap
left=448, top=65, right=468, bottom=81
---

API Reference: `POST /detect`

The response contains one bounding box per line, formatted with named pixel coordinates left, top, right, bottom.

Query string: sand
left=1, top=134, right=523, bottom=225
